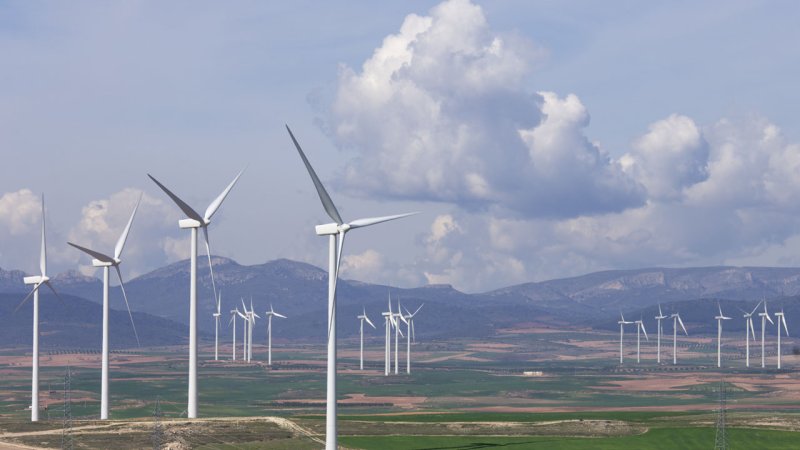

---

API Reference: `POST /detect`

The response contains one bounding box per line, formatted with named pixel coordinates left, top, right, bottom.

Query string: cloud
left=0, top=189, right=41, bottom=235
left=329, top=0, right=643, bottom=219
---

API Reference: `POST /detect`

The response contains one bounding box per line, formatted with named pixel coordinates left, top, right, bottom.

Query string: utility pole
left=61, top=367, right=74, bottom=450
left=714, top=381, right=728, bottom=450
left=152, top=396, right=164, bottom=450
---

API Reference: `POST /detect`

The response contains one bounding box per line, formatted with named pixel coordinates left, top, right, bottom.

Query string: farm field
left=0, top=327, right=798, bottom=448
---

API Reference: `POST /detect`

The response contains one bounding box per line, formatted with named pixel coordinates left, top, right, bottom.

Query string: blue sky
left=2, top=0, right=800, bottom=292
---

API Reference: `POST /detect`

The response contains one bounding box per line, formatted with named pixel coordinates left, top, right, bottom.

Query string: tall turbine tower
left=758, top=301, right=774, bottom=368
left=670, top=312, right=688, bottom=365
left=382, top=300, right=396, bottom=376
left=229, top=307, right=240, bottom=361
left=714, top=303, right=731, bottom=368
left=265, top=304, right=287, bottom=365
left=393, top=300, right=408, bottom=375
left=774, top=308, right=789, bottom=369
left=655, top=305, right=667, bottom=364
left=67, top=196, right=141, bottom=420
left=403, top=305, right=423, bottom=373
left=741, top=301, right=761, bottom=368
left=634, top=317, right=648, bottom=364
left=17, top=195, right=64, bottom=422
left=148, top=169, right=243, bottom=418
left=357, top=307, right=376, bottom=370
left=213, top=291, right=222, bottom=361
left=287, top=124, right=417, bottom=450
left=617, top=313, right=632, bottom=364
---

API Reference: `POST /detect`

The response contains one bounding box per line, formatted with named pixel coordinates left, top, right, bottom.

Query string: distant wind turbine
left=213, top=291, right=222, bottom=361
left=633, top=317, right=648, bottom=364
left=16, top=195, right=65, bottom=422
left=741, top=300, right=761, bottom=368
left=67, top=195, right=141, bottom=420
left=670, top=311, right=688, bottom=365
left=382, top=299, right=396, bottom=376
left=287, top=125, right=417, bottom=450
left=617, top=313, right=632, bottom=364
left=403, top=304, right=423, bottom=374
left=148, top=169, right=244, bottom=418
left=229, top=307, right=241, bottom=361
left=394, top=300, right=408, bottom=375
left=758, top=301, right=774, bottom=368
left=714, top=302, right=731, bottom=368
left=655, top=305, right=667, bottom=364
left=265, top=304, right=287, bottom=365
left=774, top=308, right=789, bottom=369
left=357, top=307, right=376, bottom=370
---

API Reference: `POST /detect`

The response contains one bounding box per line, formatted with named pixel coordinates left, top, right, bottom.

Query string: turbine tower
left=655, top=304, right=667, bottom=364
left=758, top=301, right=773, bottom=368
left=67, top=195, right=141, bottom=420
left=382, top=300, right=396, bottom=376
left=741, top=301, right=761, bottom=368
left=670, top=312, right=688, bottom=365
left=617, top=313, right=632, bottom=364
left=774, top=308, right=789, bottom=369
left=287, top=125, right=417, bottom=450
left=633, top=317, right=648, bottom=364
left=394, top=300, right=408, bottom=375
left=148, top=169, right=243, bottom=419
left=714, top=303, right=731, bottom=368
left=229, top=307, right=240, bottom=361
left=213, top=291, right=222, bottom=361
left=403, top=305, right=423, bottom=373
left=265, top=304, right=287, bottom=365
left=357, top=307, right=376, bottom=370
left=17, top=195, right=64, bottom=422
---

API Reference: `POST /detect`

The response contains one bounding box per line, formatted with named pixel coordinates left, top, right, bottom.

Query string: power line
left=714, top=380, right=728, bottom=450
left=152, top=397, right=164, bottom=450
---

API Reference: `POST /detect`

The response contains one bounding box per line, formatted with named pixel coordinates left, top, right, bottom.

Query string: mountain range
left=2, top=259, right=800, bottom=347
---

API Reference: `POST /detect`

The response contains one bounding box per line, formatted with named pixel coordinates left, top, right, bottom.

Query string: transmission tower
left=152, top=396, right=164, bottom=450
left=61, top=367, right=74, bottom=450
left=714, top=381, right=728, bottom=450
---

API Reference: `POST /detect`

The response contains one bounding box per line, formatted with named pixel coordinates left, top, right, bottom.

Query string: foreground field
left=0, top=327, right=798, bottom=448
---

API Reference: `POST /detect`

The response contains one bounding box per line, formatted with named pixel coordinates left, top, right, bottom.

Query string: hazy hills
left=2, top=261, right=800, bottom=346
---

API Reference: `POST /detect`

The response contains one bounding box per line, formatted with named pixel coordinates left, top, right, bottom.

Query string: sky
left=2, top=0, right=800, bottom=293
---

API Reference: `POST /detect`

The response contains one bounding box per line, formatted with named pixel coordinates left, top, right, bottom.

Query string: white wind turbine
left=617, top=313, right=633, bottom=364
left=237, top=305, right=248, bottom=361
left=242, top=299, right=260, bottom=362
left=382, top=300, right=396, bottom=376
left=265, top=304, right=287, bottom=365
left=287, top=125, right=417, bottom=450
left=654, top=304, right=667, bottom=364
left=633, top=317, right=648, bottom=364
left=229, top=307, right=242, bottom=361
left=774, top=308, right=789, bottom=369
left=357, top=307, right=376, bottom=370
left=148, top=169, right=244, bottom=419
left=67, top=195, right=141, bottom=420
left=758, top=301, right=774, bottom=368
left=16, top=195, right=64, bottom=422
left=213, top=291, right=222, bottom=361
left=670, top=311, right=688, bottom=365
left=403, top=304, right=423, bottom=374
left=714, top=302, right=731, bottom=368
left=741, top=300, right=761, bottom=368
left=393, top=300, right=408, bottom=375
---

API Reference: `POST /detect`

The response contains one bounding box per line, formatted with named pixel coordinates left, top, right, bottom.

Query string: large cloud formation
left=331, top=0, right=644, bottom=218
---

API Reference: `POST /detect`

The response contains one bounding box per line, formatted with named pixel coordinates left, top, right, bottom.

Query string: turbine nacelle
left=23, top=275, right=48, bottom=285
left=179, top=218, right=204, bottom=229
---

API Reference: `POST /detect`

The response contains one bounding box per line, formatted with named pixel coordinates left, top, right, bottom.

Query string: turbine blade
left=40, top=194, right=46, bottom=276
left=14, top=285, right=42, bottom=313
left=718, top=302, right=723, bottom=318
left=348, top=212, right=419, bottom=229
left=43, top=281, right=66, bottom=308
left=274, top=312, right=287, bottom=319
left=766, top=313, right=774, bottom=325
left=329, top=231, right=346, bottom=339
left=412, top=304, right=424, bottom=317
left=115, top=266, right=141, bottom=347
left=204, top=168, right=245, bottom=221
left=114, top=193, right=141, bottom=260
left=641, top=322, right=649, bottom=341
left=67, top=242, right=114, bottom=264
left=365, top=315, right=376, bottom=329
left=658, top=303, right=663, bottom=317
left=285, top=125, right=343, bottom=225
left=228, top=314, right=235, bottom=327
left=202, top=227, right=218, bottom=307
left=678, top=316, right=687, bottom=335
left=147, top=174, right=203, bottom=222
left=398, top=326, right=404, bottom=338
left=217, top=290, right=222, bottom=314
left=411, top=320, right=416, bottom=342
left=750, top=300, right=763, bottom=316
left=782, top=315, right=789, bottom=336
left=749, top=318, right=756, bottom=340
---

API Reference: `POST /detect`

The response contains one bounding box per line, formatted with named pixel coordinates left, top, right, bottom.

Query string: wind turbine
left=741, top=300, right=761, bottom=368
left=617, top=313, right=632, bottom=364
left=654, top=304, right=667, bottom=364
left=148, top=169, right=244, bottom=418
left=357, top=307, right=376, bottom=370
left=774, top=308, right=789, bottom=369
left=213, top=291, right=222, bottom=361
left=403, top=304, right=423, bottom=374
left=16, top=195, right=64, bottom=422
left=714, top=302, right=731, bottom=368
left=238, top=305, right=248, bottom=361
left=633, top=317, right=648, bottom=364
left=242, top=299, right=259, bottom=362
left=287, top=125, right=417, bottom=450
left=393, top=300, right=408, bottom=375
left=382, top=300, right=396, bottom=376
left=229, top=307, right=241, bottom=361
left=758, top=301, right=774, bottom=368
left=67, top=195, right=141, bottom=420
left=265, top=304, right=287, bottom=365
left=670, top=311, right=688, bottom=365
